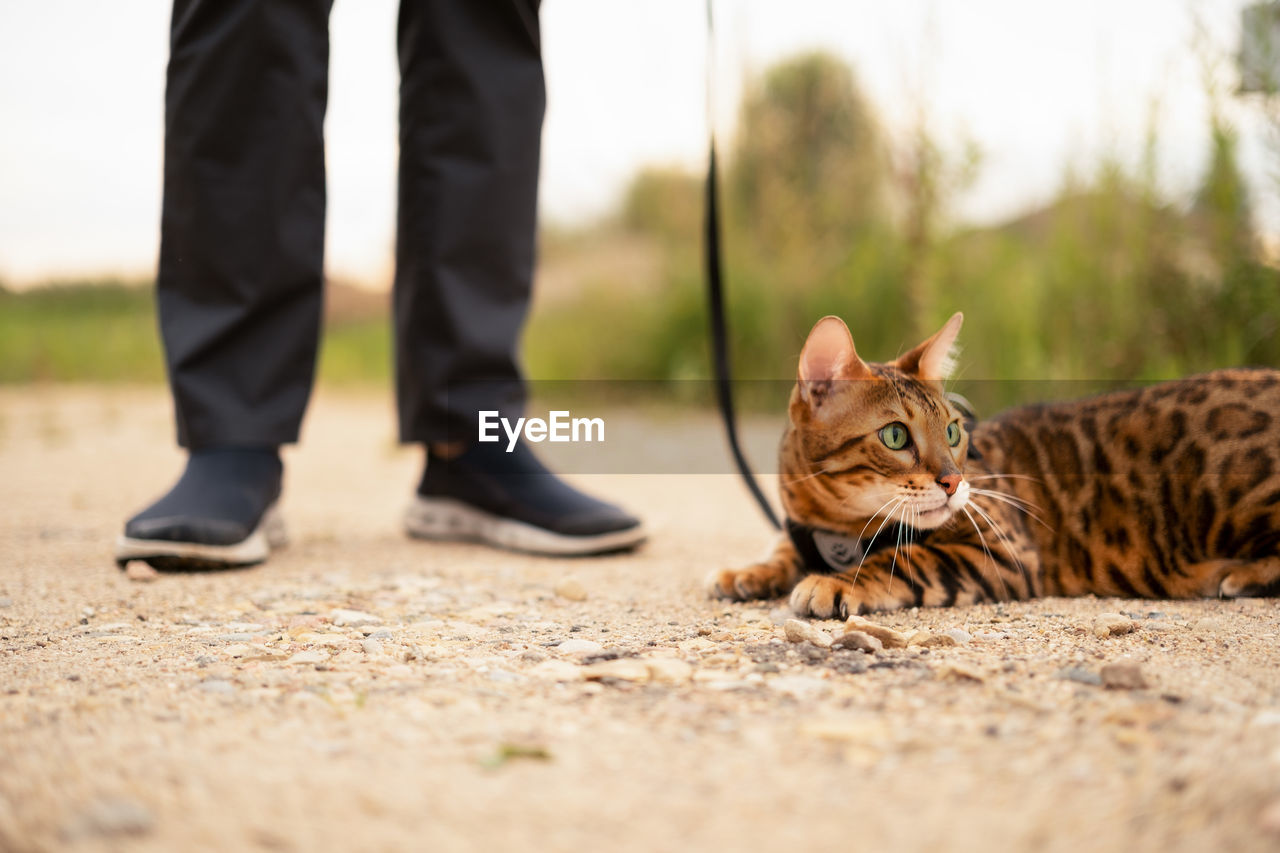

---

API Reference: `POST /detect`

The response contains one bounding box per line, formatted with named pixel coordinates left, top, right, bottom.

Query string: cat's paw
left=707, top=564, right=793, bottom=601
left=788, top=574, right=855, bottom=618
left=1217, top=558, right=1280, bottom=598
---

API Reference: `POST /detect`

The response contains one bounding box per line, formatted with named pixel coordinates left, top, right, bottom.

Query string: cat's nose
left=937, top=473, right=962, bottom=496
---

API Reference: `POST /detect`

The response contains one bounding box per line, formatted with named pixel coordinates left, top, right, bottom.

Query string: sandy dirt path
left=2, top=386, right=1280, bottom=852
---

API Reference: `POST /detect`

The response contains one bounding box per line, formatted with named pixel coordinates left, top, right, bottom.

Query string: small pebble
left=1092, top=613, right=1135, bottom=639
left=783, top=619, right=833, bottom=648
left=582, top=659, right=652, bottom=683
left=557, top=638, right=604, bottom=656
left=519, top=649, right=548, bottom=664
left=1056, top=666, right=1102, bottom=686
left=1252, top=710, right=1280, bottom=728
left=644, top=658, right=694, bottom=685
left=530, top=660, right=583, bottom=681
left=61, top=797, right=154, bottom=840
left=330, top=609, right=380, bottom=628
left=797, top=716, right=889, bottom=744
left=910, top=632, right=958, bottom=648
left=1193, top=617, right=1224, bottom=634
left=360, top=639, right=383, bottom=656
left=844, top=617, right=908, bottom=648
left=292, top=633, right=346, bottom=648
left=943, top=628, right=972, bottom=645
left=937, top=662, right=985, bottom=682
left=487, top=669, right=523, bottom=683
left=123, top=564, right=159, bottom=583
left=1100, top=662, right=1148, bottom=690
left=554, top=577, right=588, bottom=602
left=287, top=650, right=329, bottom=665
left=831, top=631, right=882, bottom=653
left=767, top=675, right=830, bottom=699
left=196, top=679, right=235, bottom=695
left=366, top=628, right=394, bottom=640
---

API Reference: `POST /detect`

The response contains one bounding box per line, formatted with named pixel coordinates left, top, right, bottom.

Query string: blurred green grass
left=0, top=282, right=165, bottom=383
left=0, top=281, right=397, bottom=388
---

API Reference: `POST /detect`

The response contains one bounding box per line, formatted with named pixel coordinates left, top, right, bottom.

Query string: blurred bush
left=525, top=49, right=1280, bottom=410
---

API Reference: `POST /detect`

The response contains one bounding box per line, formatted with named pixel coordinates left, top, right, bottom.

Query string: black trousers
left=158, top=0, right=543, bottom=449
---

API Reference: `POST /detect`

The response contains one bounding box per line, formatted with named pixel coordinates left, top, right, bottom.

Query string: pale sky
left=0, top=0, right=1268, bottom=287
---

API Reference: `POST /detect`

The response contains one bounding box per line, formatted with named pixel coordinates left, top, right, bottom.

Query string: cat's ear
left=896, top=312, right=963, bottom=381
left=798, top=315, right=870, bottom=406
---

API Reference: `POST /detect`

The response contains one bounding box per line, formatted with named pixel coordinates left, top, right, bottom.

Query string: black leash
left=704, top=1, right=782, bottom=531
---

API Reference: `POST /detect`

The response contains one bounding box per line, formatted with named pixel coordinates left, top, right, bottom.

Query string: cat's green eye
left=879, top=422, right=910, bottom=450
left=946, top=421, right=962, bottom=447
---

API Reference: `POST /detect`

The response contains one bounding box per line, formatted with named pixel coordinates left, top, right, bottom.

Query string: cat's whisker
left=854, top=496, right=906, bottom=542
left=903, top=502, right=921, bottom=589
left=887, top=515, right=901, bottom=594
left=970, top=488, right=1052, bottom=531
left=967, top=474, right=1044, bottom=485
left=966, top=499, right=1032, bottom=595
left=886, top=499, right=910, bottom=595
left=960, top=506, right=992, bottom=565
left=969, top=486, right=1043, bottom=513
left=786, top=466, right=840, bottom=487
left=961, top=505, right=1010, bottom=602
left=851, top=497, right=908, bottom=585
left=965, top=500, right=1019, bottom=562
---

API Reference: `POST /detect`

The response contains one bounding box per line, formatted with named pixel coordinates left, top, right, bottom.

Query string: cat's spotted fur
left=710, top=313, right=1280, bottom=616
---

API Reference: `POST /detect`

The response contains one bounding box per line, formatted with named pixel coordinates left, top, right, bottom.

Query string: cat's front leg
left=709, top=535, right=803, bottom=601
left=789, top=570, right=920, bottom=618
left=790, top=543, right=1017, bottom=617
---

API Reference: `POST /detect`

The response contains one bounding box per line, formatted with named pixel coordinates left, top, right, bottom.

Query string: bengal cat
left=710, top=313, right=1280, bottom=617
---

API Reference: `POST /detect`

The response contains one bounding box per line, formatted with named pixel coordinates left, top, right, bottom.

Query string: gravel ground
left=3, top=386, right=1280, bottom=852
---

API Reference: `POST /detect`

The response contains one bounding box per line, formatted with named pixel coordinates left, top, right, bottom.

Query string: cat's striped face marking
left=782, top=314, right=970, bottom=534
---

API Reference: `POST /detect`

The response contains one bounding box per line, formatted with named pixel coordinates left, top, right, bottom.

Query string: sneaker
left=406, top=440, right=646, bottom=556
left=115, top=448, right=285, bottom=570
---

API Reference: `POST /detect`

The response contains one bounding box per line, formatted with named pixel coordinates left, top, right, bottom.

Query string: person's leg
left=393, top=0, right=542, bottom=441
left=395, top=0, right=644, bottom=555
left=118, top=0, right=332, bottom=570
left=161, top=0, right=332, bottom=449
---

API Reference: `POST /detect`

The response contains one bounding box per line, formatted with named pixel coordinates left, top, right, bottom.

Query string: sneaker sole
left=114, top=503, right=287, bottom=571
left=405, top=496, right=646, bottom=557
